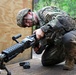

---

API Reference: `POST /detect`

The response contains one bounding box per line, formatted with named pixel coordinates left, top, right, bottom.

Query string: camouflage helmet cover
left=16, top=8, right=31, bottom=27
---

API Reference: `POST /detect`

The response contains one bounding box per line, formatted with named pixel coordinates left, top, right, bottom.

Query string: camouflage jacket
left=35, top=6, right=76, bottom=47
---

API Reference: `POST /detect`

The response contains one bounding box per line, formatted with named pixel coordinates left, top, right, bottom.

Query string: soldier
left=16, top=6, right=76, bottom=70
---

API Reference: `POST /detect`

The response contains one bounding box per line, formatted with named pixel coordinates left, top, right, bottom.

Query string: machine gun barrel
left=1, top=43, right=24, bottom=62
left=0, top=34, right=36, bottom=75
left=0, top=34, right=36, bottom=62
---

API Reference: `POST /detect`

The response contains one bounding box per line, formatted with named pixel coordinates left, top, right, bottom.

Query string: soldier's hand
left=34, top=45, right=41, bottom=53
left=33, top=28, right=44, bottom=40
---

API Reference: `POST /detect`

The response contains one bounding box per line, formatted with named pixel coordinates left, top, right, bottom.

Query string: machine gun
left=0, top=34, right=37, bottom=75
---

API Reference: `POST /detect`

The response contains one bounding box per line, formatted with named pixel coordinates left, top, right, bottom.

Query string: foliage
left=34, top=0, right=76, bottom=18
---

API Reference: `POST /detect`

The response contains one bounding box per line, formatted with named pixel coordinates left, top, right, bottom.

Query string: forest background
left=34, top=0, right=76, bottom=18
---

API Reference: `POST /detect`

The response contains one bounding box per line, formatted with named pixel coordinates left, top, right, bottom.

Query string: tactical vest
left=36, top=6, right=76, bottom=46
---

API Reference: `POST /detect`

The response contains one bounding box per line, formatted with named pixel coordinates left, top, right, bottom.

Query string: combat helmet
left=16, top=8, right=31, bottom=27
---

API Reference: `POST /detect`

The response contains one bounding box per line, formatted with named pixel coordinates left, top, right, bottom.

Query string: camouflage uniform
left=35, top=6, right=76, bottom=70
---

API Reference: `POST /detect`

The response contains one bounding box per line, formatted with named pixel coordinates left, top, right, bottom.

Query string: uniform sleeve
left=41, top=15, right=64, bottom=33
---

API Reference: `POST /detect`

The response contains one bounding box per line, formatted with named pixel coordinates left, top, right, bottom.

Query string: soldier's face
left=23, top=12, right=33, bottom=27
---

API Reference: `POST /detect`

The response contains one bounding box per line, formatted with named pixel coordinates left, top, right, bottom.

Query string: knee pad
left=62, top=32, right=74, bottom=45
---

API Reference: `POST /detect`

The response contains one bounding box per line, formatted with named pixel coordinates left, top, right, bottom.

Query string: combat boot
left=63, top=47, right=76, bottom=70
left=72, top=41, right=76, bottom=64
left=63, top=38, right=76, bottom=70
left=63, top=58, right=74, bottom=70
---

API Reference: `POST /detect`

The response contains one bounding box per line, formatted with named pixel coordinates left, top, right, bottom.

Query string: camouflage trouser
left=41, top=30, right=76, bottom=66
